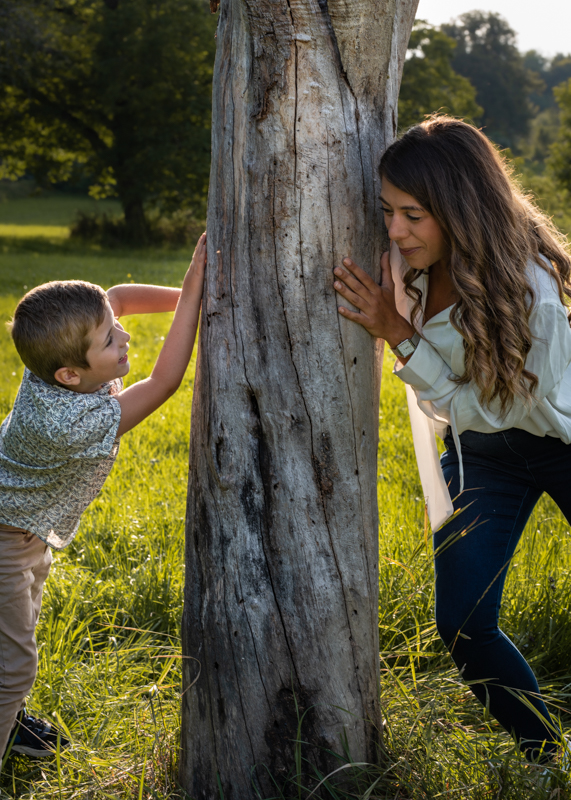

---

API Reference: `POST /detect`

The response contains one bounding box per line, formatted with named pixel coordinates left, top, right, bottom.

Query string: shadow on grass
left=0, top=234, right=194, bottom=259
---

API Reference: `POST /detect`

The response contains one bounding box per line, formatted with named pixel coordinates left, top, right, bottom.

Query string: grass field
left=0, top=182, right=121, bottom=233
left=0, top=184, right=122, bottom=243
left=1, top=196, right=571, bottom=799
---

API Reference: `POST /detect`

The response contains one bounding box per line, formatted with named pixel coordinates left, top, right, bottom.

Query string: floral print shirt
left=0, top=368, right=122, bottom=549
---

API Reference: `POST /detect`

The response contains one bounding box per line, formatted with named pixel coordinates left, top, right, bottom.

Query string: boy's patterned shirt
left=0, top=368, right=122, bottom=549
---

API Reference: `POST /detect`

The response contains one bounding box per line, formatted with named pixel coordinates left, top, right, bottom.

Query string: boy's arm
left=114, top=233, right=206, bottom=437
left=107, top=284, right=182, bottom=318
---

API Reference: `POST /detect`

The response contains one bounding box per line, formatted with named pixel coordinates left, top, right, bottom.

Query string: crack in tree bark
left=221, top=569, right=258, bottom=773
left=325, top=128, right=372, bottom=638
left=237, top=326, right=304, bottom=693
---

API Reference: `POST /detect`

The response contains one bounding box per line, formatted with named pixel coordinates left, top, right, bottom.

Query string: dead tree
left=181, top=0, right=417, bottom=796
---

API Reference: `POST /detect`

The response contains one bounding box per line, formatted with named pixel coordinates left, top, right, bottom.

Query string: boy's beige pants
left=0, top=525, right=51, bottom=756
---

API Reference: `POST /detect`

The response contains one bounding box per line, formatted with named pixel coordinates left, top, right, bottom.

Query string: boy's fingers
left=194, top=232, right=206, bottom=254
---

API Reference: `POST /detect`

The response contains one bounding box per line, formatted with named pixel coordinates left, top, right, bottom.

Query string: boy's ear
left=53, top=366, right=82, bottom=387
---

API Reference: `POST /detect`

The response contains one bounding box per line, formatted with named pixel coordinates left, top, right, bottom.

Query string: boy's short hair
left=8, top=280, right=108, bottom=385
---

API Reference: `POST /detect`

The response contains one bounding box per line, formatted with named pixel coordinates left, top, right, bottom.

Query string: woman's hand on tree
left=334, top=251, right=414, bottom=347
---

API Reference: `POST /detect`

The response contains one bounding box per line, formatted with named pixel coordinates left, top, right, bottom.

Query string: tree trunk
left=180, top=0, right=417, bottom=796
left=122, top=197, right=148, bottom=245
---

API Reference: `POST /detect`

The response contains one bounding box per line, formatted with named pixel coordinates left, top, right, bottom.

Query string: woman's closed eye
left=382, top=206, right=421, bottom=222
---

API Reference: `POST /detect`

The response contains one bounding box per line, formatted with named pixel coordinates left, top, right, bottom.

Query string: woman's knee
left=435, top=601, right=490, bottom=649
left=435, top=599, right=501, bottom=658
left=435, top=605, right=465, bottom=649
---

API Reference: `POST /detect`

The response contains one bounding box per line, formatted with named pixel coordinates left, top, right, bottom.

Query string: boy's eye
left=106, top=336, right=113, bottom=347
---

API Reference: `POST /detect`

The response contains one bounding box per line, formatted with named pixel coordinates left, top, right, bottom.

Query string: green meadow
left=1, top=195, right=571, bottom=799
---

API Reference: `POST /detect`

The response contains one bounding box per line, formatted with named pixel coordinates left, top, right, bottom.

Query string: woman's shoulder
left=527, top=255, right=566, bottom=309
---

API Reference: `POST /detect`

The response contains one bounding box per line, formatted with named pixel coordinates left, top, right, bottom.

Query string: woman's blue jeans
left=436, top=428, right=571, bottom=760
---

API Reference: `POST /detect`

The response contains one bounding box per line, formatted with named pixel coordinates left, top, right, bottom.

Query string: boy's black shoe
left=5, top=709, right=69, bottom=758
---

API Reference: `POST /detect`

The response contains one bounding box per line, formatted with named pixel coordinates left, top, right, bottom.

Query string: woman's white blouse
left=391, top=251, right=571, bottom=530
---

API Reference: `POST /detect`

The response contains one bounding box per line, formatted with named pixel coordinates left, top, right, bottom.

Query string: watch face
left=397, top=339, right=415, bottom=358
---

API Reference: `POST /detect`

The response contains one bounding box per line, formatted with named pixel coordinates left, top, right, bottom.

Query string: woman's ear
left=53, top=366, right=82, bottom=387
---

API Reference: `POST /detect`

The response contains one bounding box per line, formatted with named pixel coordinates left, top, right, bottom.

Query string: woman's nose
left=387, top=215, right=407, bottom=242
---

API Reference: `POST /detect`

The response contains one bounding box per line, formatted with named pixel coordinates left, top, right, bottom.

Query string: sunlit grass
left=0, top=185, right=122, bottom=227
left=0, top=225, right=70, bottom=239
left=1, top=220, right=571, bottom=798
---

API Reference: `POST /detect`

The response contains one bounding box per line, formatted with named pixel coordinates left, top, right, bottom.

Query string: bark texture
left=181, top=0, right=417, bottom=796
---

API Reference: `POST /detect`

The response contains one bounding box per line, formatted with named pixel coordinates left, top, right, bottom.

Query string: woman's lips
left=399, top=247, right=420, bottom=257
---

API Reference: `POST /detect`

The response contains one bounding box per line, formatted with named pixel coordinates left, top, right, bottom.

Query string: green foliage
left=510, top=51, right=571, bottom=199
left=525, top=50, right=571, bottom=112
left=521, top=108, right=561, bottom=166
left=442, top=12, right=538, bottom=149
left=514, top=165, right=571, bottom=241
left=549, top=79, right=571, bottom=195
left=70, top=208, right=205, bottom=248
left=398, top=21, right=482, bottom=131
left=0, top=0, right=217, bottom=242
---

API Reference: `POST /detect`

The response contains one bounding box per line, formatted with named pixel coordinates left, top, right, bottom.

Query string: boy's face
left=55, top=302, right=131, bottom=392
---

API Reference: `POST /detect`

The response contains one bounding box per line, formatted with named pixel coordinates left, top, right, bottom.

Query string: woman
left=334, top=115, right=571, bottom=762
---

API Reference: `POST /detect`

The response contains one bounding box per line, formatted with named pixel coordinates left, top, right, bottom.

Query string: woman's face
left=381, top=178, right=449, bottom=271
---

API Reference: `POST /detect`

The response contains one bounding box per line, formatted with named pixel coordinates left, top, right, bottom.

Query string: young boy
left=0, top=233, right=206, bottom=760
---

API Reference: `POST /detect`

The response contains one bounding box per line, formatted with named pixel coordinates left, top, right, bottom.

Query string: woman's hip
left=442, top=427, right=571, bottom=502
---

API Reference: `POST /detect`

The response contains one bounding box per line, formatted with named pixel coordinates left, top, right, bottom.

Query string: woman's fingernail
left=343, top=258, right=351, bottom=266
left=334, top=281, right=341, bottom=289
left=334, top=267, right=342, bottom=275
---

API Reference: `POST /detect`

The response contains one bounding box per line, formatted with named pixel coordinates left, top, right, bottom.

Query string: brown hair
left=381, top=115, right=571, bottom=416
left=8, top=280, right=108, bottom=385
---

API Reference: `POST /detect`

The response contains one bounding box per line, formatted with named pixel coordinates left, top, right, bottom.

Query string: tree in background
left=398, top=21, right=482, bottom=131
left=442, top=11, right=537, bottom=149
left=549, top=79, right=571, bottom=196
left=528, top=53, right=571, bottom=111
left=524, top=51, right=571, bottom=112
left=521, top=51, right=571, bottom=166
left=0, top=0, right=216, bottom=242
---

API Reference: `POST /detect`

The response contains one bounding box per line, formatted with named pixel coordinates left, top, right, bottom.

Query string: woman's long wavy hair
left=381, top=115, right=571, bottom=416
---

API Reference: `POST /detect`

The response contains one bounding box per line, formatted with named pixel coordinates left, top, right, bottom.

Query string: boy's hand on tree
left=334, top=251, right=414, bottom=347
left=183, top=232, right=207, bottom=289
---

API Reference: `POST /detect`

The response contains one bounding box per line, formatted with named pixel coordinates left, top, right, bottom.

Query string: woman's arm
left=397, top=300, right=571, bottom=432
left=107, top=284, right=182, bottom=318
left=334, top=250, right=571, bottom=433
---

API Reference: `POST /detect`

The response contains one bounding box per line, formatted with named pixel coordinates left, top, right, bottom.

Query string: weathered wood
left=180, top=0, right=417, bottom=796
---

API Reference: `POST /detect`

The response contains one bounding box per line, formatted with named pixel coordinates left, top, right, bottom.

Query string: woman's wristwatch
left=391, top=331, right=421, bottom=359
